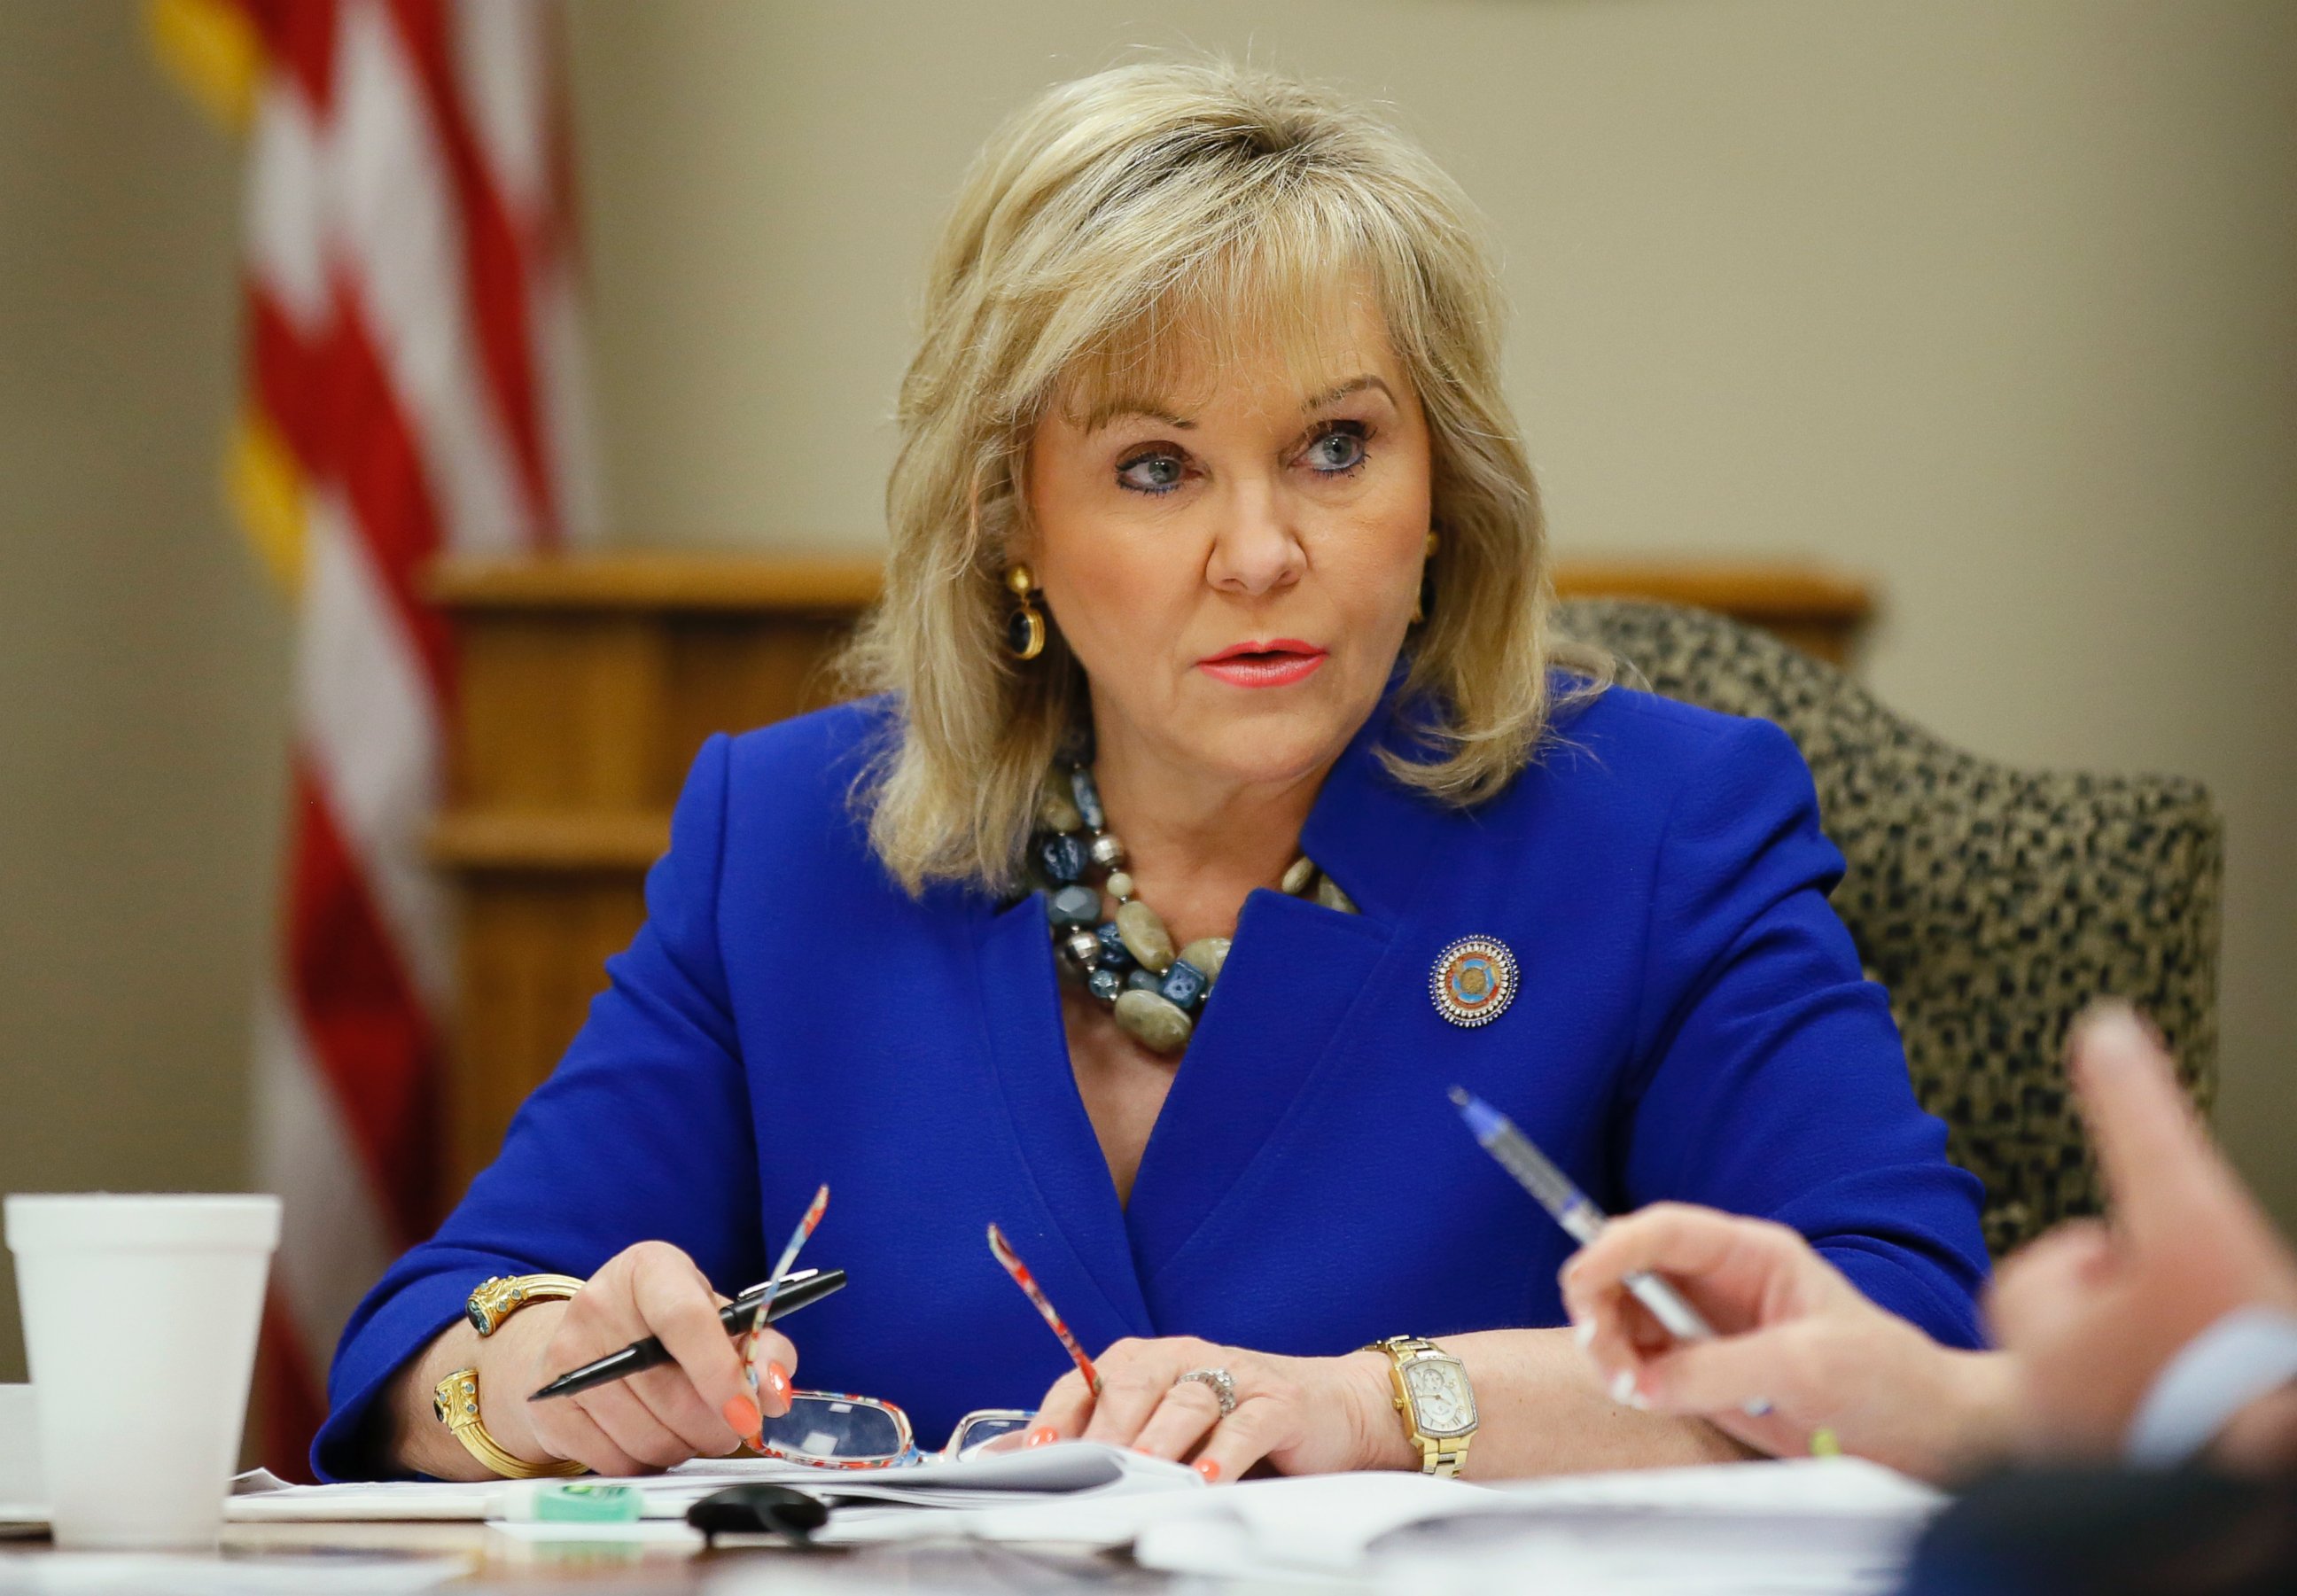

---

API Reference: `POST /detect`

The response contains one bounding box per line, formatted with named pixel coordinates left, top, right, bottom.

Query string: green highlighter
left=513, top=1481, right=644, bottom=1524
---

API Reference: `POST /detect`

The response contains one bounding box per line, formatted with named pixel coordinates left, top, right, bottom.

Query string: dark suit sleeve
left=314, top=734, right=764, bottom=1479
left=1619, top=716, right=1991, bottom=1348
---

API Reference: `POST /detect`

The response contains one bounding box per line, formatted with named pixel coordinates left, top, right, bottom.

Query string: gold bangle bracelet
left=432, top=1366, right=585, bottom=1480
left=464, top=1273, right=584, bottom=1338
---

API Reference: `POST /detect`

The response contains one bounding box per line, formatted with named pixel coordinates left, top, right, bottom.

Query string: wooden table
left=4, top=1519, right=1174, bottom=1591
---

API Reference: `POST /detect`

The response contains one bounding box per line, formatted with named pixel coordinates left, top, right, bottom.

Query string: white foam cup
left=6, top=1194, right=280, bottom=1547
left=0, top=1385, right=40, bottom=1506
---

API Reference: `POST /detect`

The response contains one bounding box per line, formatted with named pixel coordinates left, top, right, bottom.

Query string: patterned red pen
left=986, top=1221, right=1102, bottom=1394
left=745, top=1184, right=829, bottom=1400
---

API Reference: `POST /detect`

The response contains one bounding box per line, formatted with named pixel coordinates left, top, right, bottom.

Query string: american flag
left=152, top=0, right=598, bottom=1475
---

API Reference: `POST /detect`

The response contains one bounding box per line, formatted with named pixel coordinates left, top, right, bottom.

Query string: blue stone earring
left=1004, top=564, right=1046, bottom=661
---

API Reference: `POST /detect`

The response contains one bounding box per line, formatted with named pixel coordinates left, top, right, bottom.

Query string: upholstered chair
left=1554, top=599, right=2223, bottom=1257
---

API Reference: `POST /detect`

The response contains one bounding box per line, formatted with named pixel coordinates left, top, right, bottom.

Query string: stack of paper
left=771, top=1454, right=1945, bottom=1592
left=226, top=1440, right=1197, bottom=1523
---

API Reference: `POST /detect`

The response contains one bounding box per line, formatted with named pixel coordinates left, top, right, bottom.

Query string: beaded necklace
left=1026, top=762, right=1359, bottom=1055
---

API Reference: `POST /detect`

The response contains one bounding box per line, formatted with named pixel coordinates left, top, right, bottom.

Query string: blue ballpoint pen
left=1449, top=1086, right=1771, bottom=1417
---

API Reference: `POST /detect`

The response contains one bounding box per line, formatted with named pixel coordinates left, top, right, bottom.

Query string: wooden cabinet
left=428, top=552, right=1871, bottom=1201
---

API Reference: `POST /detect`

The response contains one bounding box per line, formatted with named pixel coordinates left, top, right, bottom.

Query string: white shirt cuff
left=2124, top=1304, right=2297, bottom=1469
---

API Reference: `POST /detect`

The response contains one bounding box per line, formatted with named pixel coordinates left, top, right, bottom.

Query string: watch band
left=464, top=1273, right=584, bottom=1338
left=432, top=1366, right=585, bottom=1479
left=1366, top=1335, right=1476, bottom=1479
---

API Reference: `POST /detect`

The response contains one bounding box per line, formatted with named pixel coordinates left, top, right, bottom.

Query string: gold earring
left=1412, top=530, right=1440, bottom=625
left=1003, top=564, right=1046, bottom=661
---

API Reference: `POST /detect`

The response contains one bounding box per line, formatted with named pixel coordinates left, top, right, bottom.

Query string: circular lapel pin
left=1429, top=936, right=1519, bottom=1028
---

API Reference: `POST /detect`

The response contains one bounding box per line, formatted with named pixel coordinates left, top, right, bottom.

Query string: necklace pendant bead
left=1085, top=967, right=1124, bottom=1006
left=1125, top=967, right=1164, bottom=994
left=1104, top=869, right=1135, bottom=901
left=1068, top=767, right=1105, bottom=831
left=1312, top=874, right=1358, bottom=915
left=1088, top=833, right=1127, bottom=871
left=1094, top=922, right=1135, bottom=971
left=1037, top=791, right=1083, bottom=834
left=1114, top=899, right=1176, bottom=972
left=1047, top=884, right=1099, bottom=929
left=1281, top=856, right=1317, bottom=896
left=1175, top=937, right=1230, bottom=985
left=1058, top=929, right=1104, bottom=977
left=1035, top=832, right=1088, bottom=884
left=1158, top=959, right=1210, bottom=1012
left=1114, top=988, right=1193, bottom=1054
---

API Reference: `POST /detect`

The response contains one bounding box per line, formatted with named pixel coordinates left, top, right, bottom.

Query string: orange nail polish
left=1194, top=1457, right=1222, bottom=1483
left=764, top=1362, right=793, bottom=1414
left=1025, top=1425, right=1059, bottom=1448
left=722, top=1395, right=761, bottom=1440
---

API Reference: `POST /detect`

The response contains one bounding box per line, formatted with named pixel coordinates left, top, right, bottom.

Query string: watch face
left=1403, top=1358, right=1477, bottom=1436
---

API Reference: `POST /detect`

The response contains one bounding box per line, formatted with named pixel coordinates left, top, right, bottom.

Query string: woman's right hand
left=518, top=1242, right=798, bottom=1475
left=1558, top=1203, right=2014, bottom=1483
left=402, top=1241, right=799, bottom=1477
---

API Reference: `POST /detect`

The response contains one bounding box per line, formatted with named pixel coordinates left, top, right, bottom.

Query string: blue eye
left=1117, top=450, right=1187, bottom=494
left=1304, top=424, right=1370, bottom=474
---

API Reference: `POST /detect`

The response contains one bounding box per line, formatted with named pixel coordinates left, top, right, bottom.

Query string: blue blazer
left=318, top=683, right=1989, bottom=1479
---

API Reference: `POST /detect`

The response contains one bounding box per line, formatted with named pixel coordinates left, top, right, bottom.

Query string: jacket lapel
left=1123, top=702, right=1443, bottom=1298
left=970, top=891, right=1156, bottom=1340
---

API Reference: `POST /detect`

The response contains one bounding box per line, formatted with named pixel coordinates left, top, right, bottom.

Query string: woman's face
left=1023, top=290, right=1433, bottom=793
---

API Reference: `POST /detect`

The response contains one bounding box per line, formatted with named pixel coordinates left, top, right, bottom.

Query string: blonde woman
left=323, top=60, right=1986, bottom=1485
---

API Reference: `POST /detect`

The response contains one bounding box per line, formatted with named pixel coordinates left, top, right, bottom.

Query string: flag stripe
left=284, top=759, right=440, bottom=1242
left=391, top=0, right=560, bottom=541
left=245, top=0, right=340, bottom=113
left=319, top=289, right=456, bottom=691
left=183, top=0, right=596, bottom=1481
left=243, top=79, right=331, bottom=332
left=252, top=983, right=396, bottom=1341
left=296, top=489, right=454, bottom=1008
left=332, top=1, right=534, bottom=556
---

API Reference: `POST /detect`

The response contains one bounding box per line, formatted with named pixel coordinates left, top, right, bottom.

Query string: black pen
left=528, top=1267, right=847, bottom=1401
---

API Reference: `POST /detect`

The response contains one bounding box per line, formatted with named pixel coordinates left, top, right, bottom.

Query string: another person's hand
left=1024, top=1335, right=1401, bottom=1483
left=510, top=1241, right=798, bottom=1475
left=1560, top=1203, right=2013, bottom=1482
left=1989, top=1004, right=2297, bottom=1470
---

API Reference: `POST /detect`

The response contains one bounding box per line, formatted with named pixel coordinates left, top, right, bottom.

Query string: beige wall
left=1, top=0, right=2291, bottom=1379
left=0, top=4, right=287, bottom=1381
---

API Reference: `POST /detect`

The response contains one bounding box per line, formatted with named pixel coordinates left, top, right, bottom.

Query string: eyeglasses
left=744, top=1222, right=1086, bottom=1470
left=754, top=1391, right=1035, bottom=1469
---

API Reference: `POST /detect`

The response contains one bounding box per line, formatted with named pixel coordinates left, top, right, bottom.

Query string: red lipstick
left=1197, top=639, right=1328, bottom=689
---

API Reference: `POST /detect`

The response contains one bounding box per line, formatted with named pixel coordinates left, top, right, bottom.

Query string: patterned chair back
left=1555, top=599, right=2222, bottom=1257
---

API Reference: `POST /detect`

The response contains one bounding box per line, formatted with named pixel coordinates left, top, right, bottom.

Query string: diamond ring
left=1175, top=1366, right=1238, bottom=1416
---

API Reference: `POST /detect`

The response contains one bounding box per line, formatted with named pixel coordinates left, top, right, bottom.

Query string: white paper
left=223, top=1440, right=1195, bottom=1523
left=1359, top=1459, right=1945, bottom=1595
left=783, top=1454, right=1946, bottom=1594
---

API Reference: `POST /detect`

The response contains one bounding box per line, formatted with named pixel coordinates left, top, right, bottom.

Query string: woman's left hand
left=1024, top=1336, right=1402, bottom=1483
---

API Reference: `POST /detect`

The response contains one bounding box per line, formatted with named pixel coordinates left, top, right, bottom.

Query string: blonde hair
left=839, top=57, right=1601, bottom=895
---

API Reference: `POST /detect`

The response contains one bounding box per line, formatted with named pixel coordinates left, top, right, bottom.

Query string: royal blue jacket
left=317, top=683, right=1989, bottom=1479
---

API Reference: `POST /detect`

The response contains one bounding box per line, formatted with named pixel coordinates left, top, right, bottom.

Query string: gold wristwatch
left=1366, top=1335, right=1478, bottom=1477
left=433, top=1273, right=588, bottom=1479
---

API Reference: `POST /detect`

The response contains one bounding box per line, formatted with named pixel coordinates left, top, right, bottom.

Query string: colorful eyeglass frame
left=753, top=1391, right=1035, bottom=1470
